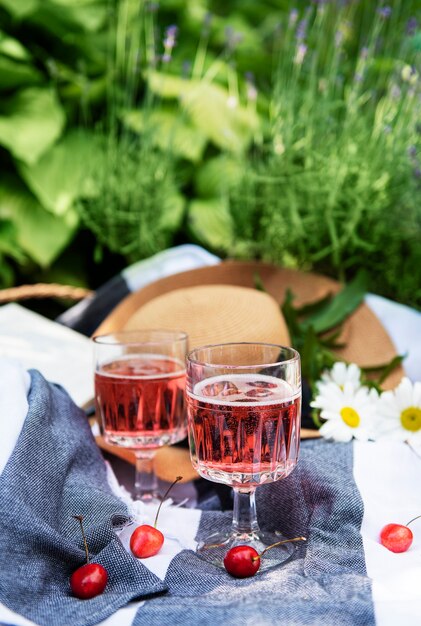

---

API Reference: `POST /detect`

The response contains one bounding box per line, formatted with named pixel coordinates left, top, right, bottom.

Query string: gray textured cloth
left=0, top=371, right=375, bottom=626
left=133, top=439, right=375, bottom=626
left=0, top=370, right=166, bottom=626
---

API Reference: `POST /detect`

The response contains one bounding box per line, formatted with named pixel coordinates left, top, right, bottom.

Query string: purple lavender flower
left=383, top=125, right=392, bottom=134
left=406, top=17, right=418, bottom=36
left=377, top=6, right=392, bottom=19
left=162, top=24, right=178, bottom=63
left=414, top=167, right=421, bottom=180
left=289, top=9, right=299, bottom=27
left=360, top=46, right=369, bottom=60
left=408, top=145, right=417, bottom=159
left=296, top=18, right=308, bottom=42
left=354, top=72, right=363, bottom=83
left=224, top=26, right=243, bottom=51
left=146, top=1, right=159, bottom=12
left=294, top=43, right=308, bottom=65
left=245, top=72, right=257, bottom=102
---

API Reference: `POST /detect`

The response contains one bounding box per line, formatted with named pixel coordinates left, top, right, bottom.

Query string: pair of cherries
left=70, top=477, right=182, bottom=599
left=226, top=515, right=421, bottom=578
left=226, top=514, right=421, bottom=580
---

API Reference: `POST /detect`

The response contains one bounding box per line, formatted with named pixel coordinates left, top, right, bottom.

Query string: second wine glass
left=94, top=329, right=188, bottom=504
left=186, top=342, right=301, bottom=570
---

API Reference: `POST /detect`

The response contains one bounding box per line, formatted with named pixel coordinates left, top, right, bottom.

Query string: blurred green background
left=0, top=0, right=420, bottom=308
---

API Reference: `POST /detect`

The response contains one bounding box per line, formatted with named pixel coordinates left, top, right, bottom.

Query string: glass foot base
left=134, top=492, right=162, bottom=506
left=196, top=529, right=296, bottom=572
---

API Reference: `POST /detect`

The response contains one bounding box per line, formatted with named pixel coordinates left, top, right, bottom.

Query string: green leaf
left=147, top=72, right=190, bottom=99
left=0, top=55, right=43, bottom=90
left=122, top=109, right=207, bottom=163
left=281, top=289, right=302, bottom=344
left=0, top=176, right=78, bottom=266
left=363, top=354, right=405, bottom=385
left=295, top=293, right=333, bottom=317
left=0, top=255, right=14, bottom=287
left=300, top=326, right=323, bottom=385
left=182, top=82, right=259, bottom=153
left=0, top=220, right=26, bottom=261
left=28, top=0, right=108, bottom=34
left=0, top=32, right=32, bottom=61
left=158, top=193, right=185, bottom=231
left=195, top=156, right=243, bottom=197
left=253, top=272, right=265, bottom=292
left=148, top=71, right=259, bottom=153
left=0, top=88, right=65, bottom=164
left=188, top=198, right=234, bottom=252
left=0, top=0, right=39, bottom=18
left=302, top=271, right=368, bottom=334
left=18, top=129, right=102, bottom=215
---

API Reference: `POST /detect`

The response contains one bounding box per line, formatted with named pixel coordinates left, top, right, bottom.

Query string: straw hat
left=94, top=260, right=403, bottom=480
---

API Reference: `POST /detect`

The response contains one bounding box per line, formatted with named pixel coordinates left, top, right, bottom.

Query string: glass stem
left=232, top=488, right=260, bottom=536
left=134, top=450, right=159, bottom=502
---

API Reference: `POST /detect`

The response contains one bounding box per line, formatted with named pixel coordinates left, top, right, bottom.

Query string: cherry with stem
left=224, top=536, right=307, bottom=578
left=380, top=514, right=421, bottom=553
left=70, top=516, right=108, bottom=599
left=130, top=476, right=183, bottom=558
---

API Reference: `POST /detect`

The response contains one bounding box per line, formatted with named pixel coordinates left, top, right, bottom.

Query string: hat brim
left=93, top=261, right=403, bottom=476
left=96, top=260, right=402, bottom=384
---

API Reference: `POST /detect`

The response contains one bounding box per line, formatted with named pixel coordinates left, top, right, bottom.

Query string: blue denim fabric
left=0, top=371, right=166, bottom=626
left=133, top=439, right=374, bottom=626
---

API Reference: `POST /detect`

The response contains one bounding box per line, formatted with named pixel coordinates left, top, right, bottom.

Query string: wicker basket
left=0, top=283, right=93, bottom=304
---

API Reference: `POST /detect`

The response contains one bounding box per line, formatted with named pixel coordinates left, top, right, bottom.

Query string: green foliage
left=0, top=0, right=419, bottom=311
left=208, top=2, right=421, bottom=308
left=77, top=133, right=184, bottom=260
left=0, top=174, right=78, bottom=267
left=280, top=272, right=403, bottom=392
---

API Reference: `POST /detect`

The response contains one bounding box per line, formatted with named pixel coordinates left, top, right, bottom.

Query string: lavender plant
left=77, top=1, right=183, bottom=262
left=225, top=1, right=421, bottom=307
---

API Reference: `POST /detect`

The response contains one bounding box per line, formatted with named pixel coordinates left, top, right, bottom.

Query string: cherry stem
left=153, top=476, right=183, bottom=528
left=406, top=514, right=421, bottom=527
left=73, top=515, right=90, bottom=564
left=252, top=536, right=307, bottom=561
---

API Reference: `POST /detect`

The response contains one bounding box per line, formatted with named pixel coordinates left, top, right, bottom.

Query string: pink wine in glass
left=95, top=355, right=186, bottom=449
left=187, top=373, right=300, bottom=487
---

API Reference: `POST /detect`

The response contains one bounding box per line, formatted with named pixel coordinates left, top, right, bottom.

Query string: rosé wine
left=187, top=373, right=300, bottom=487
left=95, top=355, right=186, bottom=449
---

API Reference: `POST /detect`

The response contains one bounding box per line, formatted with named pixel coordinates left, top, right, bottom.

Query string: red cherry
left=223, top=546, right=261, bottom=578
left=70, top=563, right=108, bottom=599
left=130, top=476, right=182, bottom=559
left=223, top=536, right=306, bottom=578
left=130, top=524, right=164, bottom=558
left=70, top=515, right=108, bottom=599
left=379, top=523, right=413, bottom=553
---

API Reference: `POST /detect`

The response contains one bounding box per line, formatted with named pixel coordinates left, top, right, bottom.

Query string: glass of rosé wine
left=186, top=342, right=301, bottom=570
left=94, top=330, right=188, bottom=504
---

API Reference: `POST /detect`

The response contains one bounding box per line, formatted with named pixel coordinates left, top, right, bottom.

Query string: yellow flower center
left=400, top=406, right=421, bottom=432
left=340, top=406, right=360, bottom=428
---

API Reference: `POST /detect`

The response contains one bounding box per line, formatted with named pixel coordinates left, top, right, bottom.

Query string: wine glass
left=93, top=329, right=188, bottom=504
left=186, top=342, right=301, bottom=570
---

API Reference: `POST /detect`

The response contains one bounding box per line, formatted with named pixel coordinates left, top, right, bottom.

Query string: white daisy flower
left=377, top=377, right=421, bottom=443
left=319, top=362, right=362, bottom=390
left=311, top=381, right=379, bottom=442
